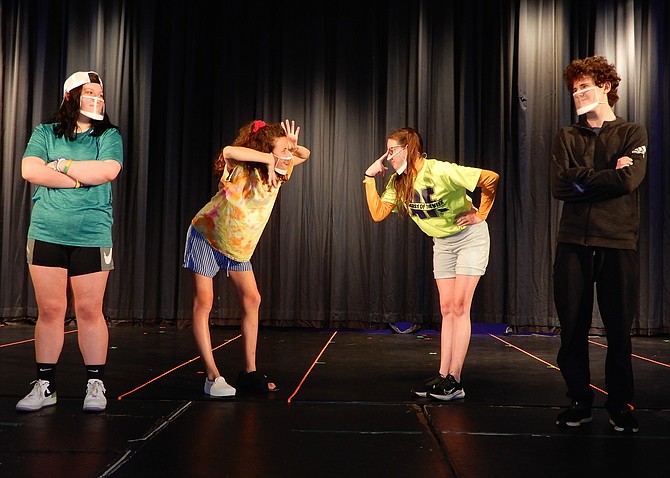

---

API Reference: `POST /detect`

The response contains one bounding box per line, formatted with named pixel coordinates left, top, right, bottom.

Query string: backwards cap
left=63, top=71, right=103, bottom=96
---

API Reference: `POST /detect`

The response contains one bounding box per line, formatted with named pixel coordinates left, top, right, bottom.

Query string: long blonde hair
left=388, top=127, right=423, bottom=214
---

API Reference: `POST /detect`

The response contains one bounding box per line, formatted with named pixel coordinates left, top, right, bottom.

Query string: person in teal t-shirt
left=364, top=127, right=499, bottom=402
left=17, top=71, right=123, bottom=414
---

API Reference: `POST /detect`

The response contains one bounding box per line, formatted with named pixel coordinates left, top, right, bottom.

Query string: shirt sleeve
left=551, top=124, right=647, bottom=202
left=22, top=124, right=49, bottom=161
left=363, top=176, right=396, bottom=221
left=475, top=169, right=499, bottom=220
left=97, top=128, right=124, bottom=166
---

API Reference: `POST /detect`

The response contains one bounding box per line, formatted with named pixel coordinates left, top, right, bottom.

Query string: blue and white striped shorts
left=182, top=225, right=252, bottom=278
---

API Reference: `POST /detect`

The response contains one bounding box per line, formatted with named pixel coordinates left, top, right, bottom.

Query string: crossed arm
left=22, top=156, right=121, bottom=188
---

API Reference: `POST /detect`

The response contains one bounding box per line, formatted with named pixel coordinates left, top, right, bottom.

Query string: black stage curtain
left=1, top=0, right=668, bottom=334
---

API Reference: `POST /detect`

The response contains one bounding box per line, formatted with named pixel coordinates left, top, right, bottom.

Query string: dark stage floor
left=1, top=323, right=669, bottom=478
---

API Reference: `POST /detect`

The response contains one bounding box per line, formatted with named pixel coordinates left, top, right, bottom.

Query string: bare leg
left=191, top=272, right=220, bottom=381
left=228, top=269, right=276, bottom=390
left=29, top=265, right=69, bottom=363
left=70, top=271, right=110, bottom=365
left=436, top=275, right=481, bottom=381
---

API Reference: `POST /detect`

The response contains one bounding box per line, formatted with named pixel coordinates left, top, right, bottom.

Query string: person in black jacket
left=551, top=56, right=647, bottom=433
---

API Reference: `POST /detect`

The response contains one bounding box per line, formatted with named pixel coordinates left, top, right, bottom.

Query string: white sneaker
left=16, top=379, right=57, bottom=412
left=83, top=379, right=107, bottom=412
left=204, top=376, right=236, bottom=397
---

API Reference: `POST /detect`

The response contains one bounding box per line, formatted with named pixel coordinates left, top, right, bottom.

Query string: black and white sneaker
left=429, top=374, right=465, bottom=401
left=411, top=374, right=445, bottom=398
left=555, top=401, right=593, bottom=427
left=608, top=407, right=639, bottom=433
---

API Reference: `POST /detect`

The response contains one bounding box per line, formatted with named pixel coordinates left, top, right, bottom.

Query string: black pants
left=553, top=243, right=638, bottom=411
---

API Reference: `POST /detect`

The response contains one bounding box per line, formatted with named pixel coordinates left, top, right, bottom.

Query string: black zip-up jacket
left=551, top=116, right=648, bottom=250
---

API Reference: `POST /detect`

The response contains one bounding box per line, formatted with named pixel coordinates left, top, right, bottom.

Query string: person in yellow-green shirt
left=183, top=119, right=310, bottom=397
left=363, top=127, right=499, bottom=401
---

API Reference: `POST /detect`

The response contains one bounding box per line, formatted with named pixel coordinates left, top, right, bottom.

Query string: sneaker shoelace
left=87, top=380, right=106, bottom=397
left=29, top=380, right=50, bottom=397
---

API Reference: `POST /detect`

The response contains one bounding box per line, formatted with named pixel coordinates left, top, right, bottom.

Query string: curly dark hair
left=563, top=55, right=621, bottom=106
left=388, top=127, right=424, bottom=215
left=213, top=121, right=286, bottom=183
left=48, top=72, right=117, bottom=140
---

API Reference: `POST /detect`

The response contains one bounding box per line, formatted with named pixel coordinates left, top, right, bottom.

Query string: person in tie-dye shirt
left=183, top=119, right=310, bottom=397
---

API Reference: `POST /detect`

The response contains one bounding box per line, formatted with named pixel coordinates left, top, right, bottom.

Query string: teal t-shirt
left=381, top=159, right=481, bottom=237
left=23, top=124, right=124, bottom=247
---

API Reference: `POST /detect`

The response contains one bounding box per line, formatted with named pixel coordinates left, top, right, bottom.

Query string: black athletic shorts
left=26, top=238, right=114, bottom=277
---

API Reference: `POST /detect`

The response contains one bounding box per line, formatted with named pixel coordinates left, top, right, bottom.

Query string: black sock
left=86, top=364, right=106, bottom=382
left=36, top=363, right=57, bottom=391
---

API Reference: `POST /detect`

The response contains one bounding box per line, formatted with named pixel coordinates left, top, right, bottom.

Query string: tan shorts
left=432, top=221, right=490, bottom=279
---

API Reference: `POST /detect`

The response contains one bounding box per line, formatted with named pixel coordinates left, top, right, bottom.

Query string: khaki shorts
left=432, top=221, right=490, bottom=279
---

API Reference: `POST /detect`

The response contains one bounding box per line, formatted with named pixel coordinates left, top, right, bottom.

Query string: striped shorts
left=182, top=225, right=252, bottom=278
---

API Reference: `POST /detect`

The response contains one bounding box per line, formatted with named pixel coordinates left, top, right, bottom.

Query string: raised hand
left=281, top=119, right=300, bottom=150
left=365, top=152, right=389, bottom=177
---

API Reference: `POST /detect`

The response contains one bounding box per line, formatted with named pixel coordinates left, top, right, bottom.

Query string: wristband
left=62, top=159, right=73, bottom=174
left=364, top=173, right=374, bottom=178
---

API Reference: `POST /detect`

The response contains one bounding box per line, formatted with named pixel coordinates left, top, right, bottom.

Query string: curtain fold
left=1, top=0, right=668, bottom=334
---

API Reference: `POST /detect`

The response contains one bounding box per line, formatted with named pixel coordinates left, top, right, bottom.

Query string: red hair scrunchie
left=252, top=120, right=267, bottom=133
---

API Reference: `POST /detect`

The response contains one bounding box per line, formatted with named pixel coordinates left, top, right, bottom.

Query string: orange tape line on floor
left=287, top=330, right=338, bottom=404
left=0, top=329, right=77, bottom=348
left=588, top=339, right=670, bottom=368
left=116, top=334, right=242, bottom=400
left=487, top=333, right=613, bottom=400
left=487, top=333, right=560, bottom=370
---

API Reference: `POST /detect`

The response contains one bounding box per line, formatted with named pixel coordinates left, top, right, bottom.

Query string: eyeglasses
left=387, top=145, right=406, bottom=155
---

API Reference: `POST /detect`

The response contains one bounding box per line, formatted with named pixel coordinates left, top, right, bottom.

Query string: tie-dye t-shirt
left=191, top=163, right=291, bottom=262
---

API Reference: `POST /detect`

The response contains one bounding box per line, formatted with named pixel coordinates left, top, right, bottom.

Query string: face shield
left=273, top=153, right=293, bottom=175
left=80, top=95, right=105, bottom=121
left=62, top=71, right=104, bottom=114
left=573, top=86, right=607, bottom=116
left=387, top=145, right=408, bottom=174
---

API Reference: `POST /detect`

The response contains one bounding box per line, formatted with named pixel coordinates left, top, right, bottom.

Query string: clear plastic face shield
left=572, top=85, right=607, bottom=116
left=387, top=144, right=408, bottom=174
left=273, top=152, right=293, bottom=175
left=62, top=71, right=105, bottom=120
left=80, top=94, right=105, bottom=121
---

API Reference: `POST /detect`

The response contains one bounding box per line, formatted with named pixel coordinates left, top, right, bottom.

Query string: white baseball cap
left=63, top=71, right=103, bottom=95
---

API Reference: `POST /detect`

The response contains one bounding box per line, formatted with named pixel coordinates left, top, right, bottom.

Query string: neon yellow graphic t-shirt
left=381, top=159, right=482, bottom=237
left=192, top=164, right=289, bottom=262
